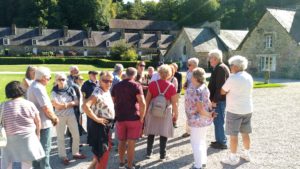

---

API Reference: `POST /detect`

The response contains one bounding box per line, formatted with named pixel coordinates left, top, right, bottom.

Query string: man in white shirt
left=220, top=55, right=253, bottom=165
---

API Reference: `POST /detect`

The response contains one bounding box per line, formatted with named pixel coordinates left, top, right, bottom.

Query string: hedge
left=0, top=57, right=157, bottom=68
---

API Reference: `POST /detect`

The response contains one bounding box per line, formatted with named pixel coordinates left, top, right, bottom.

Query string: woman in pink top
left=1, top=81, right=45, bottom=169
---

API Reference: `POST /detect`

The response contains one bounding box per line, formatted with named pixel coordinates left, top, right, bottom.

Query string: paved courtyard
left=48, top=81, right=300, bottom=169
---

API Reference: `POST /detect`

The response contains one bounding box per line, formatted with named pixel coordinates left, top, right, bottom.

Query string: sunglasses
left=139, top=64, right=146, bottom=67
left=46, top=77, right=52, bottom=80
left=102, top=79, right=113, bottom=84
left=58, top=78, right=65, bottom=81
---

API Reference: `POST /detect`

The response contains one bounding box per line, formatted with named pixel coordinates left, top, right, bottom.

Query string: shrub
left=121, top=48, right=138, bottom=61
left=110, top=40, right=131, bottom=60
left=0, top=57, right=156, bottom=68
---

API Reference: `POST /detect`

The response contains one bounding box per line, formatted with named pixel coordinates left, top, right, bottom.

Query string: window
left=59, top=40, right=64, bottom=46
left=265, top=34, right=273, bottom=48
left=83, top=40, right=88, bottom=47
left=3, top=38, right=10, bottom=45
left=183, top=45, right=187, bottom=55
left=106, top=40, right=110, bottom=47
left=260, top=55, right=276, bottom=71
left=32, top=39, right=38, bottom=46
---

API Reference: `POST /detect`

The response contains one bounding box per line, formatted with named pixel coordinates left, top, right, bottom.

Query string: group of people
left=0, top=49, right=254, bottom=169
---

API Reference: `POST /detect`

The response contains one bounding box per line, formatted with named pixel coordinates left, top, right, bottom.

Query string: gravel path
left=47, top=82, right=300, bottom=169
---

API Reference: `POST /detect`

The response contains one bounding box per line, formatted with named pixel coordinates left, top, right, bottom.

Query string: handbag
left=0, top=103, right=7, bottom=147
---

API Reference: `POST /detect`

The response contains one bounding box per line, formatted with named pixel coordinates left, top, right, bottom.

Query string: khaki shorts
left=225, top=112, right=252, bottom=136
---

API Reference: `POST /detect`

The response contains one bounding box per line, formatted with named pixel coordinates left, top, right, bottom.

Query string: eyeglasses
left=101, top=79, right=113, bottom=84
left=188, top=64, right=192, bottom=67
left=58, top=79, right=65, bottom=81
left=139, top=64, right=146, bottom=67
left=46, top=77, right=52, bottom=81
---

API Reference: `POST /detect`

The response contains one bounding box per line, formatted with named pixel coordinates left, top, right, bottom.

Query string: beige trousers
left=56, top=115, right=80, bottom=158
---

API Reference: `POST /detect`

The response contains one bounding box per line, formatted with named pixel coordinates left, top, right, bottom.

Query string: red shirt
left=112, top=79, right=143, bottom=121
left=148, top=79, right=176, bottom=100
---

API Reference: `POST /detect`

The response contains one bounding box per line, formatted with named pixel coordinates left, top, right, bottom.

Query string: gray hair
left=55, top=72, right=67, bottom=81
left=126, top=67, right=137, bottom=78
left=114, top=64, right=124, bottom=74
left=192, top=68, right=206, bottom=84
left=228, top=55, right=248, bottom=71
left=188, top=57, right=199, bottom=67
left=147, top=66, right=154, bottom=71
left=208, top=49, right=223, bottom=62
left=69, top=65, right=79, bottom=72
left=35, top=67, right=51, bottom=80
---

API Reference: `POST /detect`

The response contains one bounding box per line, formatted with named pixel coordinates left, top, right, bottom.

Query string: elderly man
left=27, top=67, right=59, bottom=169
left=112, top=63, right=124, bottom=90
left=112, top=67, right=146, bottom=169
left=182, top=57, right=199, bottom=138
left=208, top=49, right=230, bottom=149
left=67, top=65, right=80, bottom=85
left=221, top=55, right=253, bottom=165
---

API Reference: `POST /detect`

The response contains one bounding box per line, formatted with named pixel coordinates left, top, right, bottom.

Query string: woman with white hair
left=144, top=64, right=178, bottom=161
left=221, top=55, right=253, bottom=165
left=182, top=57, right=199, bottom=138
left=51, top=73, right=86, bottom=165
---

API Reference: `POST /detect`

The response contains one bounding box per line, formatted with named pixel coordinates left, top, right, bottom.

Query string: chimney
left=63, top=26, right=68, bottom=37
left=120, top=29, right=125, bottom=39
left=38, top=25, right=43, bottom=36
left=156, top=31, right=161, bottom=40
left=139, top=31, right=144, bottom=39
left=87, top=27, right=92, bottom=38
left=11, top=24, right=17, bottom=35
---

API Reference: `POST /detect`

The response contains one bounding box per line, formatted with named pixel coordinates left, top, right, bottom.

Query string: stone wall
left=234, top=12, right=300, bottom=79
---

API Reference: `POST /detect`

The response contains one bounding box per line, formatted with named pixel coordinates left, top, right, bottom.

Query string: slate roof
left=0, top=27, right=174, bottom=49
left=267, top=8, right=300, bottom=43
left=109, top=19, right=179, bottom=31
left=183, top=27, right=248, bottom=53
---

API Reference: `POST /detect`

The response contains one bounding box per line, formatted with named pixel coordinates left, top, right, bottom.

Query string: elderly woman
left=21, top=66, right=37, bottom=91
left=144, top=64, right=178, bottom=161
left=82, top=71, right=115, bottom=169
left=182, top=57, right=199, bottom=138
left=221, top=55, right=253, bottom=165
left=51, top=73, right=86, bottom=165
left=185, top=68, right=216, bottom=169
left=1, top=81, right=45, bottom=169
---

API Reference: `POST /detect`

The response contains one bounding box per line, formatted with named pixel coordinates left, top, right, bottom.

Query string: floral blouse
left=184, top=84, right=213, bottom=128
left=91, top=87, right=115, bottom=120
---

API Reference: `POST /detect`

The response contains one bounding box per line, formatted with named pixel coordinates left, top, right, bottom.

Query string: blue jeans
left=213, top=101, right=227, bottom=145
left=32, top=128, right=52, bottom=169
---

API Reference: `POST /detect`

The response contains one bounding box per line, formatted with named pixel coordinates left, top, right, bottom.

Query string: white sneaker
left=222, top=154, right=240, bottom=165
left=240, top=150, right=251, bottom=162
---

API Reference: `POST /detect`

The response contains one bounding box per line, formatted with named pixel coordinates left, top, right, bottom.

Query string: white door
left=32, top=48, right=37, bottom=55
left=84, top=50, right=88, bottom=56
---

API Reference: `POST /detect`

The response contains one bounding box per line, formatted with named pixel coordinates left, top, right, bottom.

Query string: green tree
left=178, top=0, right=220, bottom=26
left=143, top=1, right=158, bottom=20
left=156, top=0, right=180, bottom=21
left=129, top=0, right=146, bottom=19
left=110, top=40, right=132, bottom=60
left=121, top=48, right=138, bottom=61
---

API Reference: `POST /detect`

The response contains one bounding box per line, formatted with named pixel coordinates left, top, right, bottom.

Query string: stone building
left=0, top=23, right=175, bottom=57
left=234, top=8, right=300, bottom=79
left=164, top=21, right=248, bottom=69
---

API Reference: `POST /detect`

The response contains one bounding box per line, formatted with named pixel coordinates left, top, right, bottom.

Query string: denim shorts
left=225, top=112, right=252, bottom=136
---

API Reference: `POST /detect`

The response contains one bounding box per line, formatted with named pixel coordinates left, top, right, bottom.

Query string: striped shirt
left=51, top=88, right=77, bottom=117
left=2, top=98, right=38, bottom=136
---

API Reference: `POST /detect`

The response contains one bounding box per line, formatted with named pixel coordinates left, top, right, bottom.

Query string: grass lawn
left=0, top=73, right=89, bottom=102
left=253, top=82, right=285, bottom=88
left=0, top=64, right=112, bottom=72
